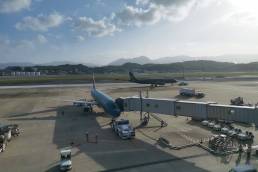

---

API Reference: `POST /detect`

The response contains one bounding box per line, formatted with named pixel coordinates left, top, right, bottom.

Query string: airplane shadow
left=10, top=105, right=212, bottom=172
left=45, top=165, right=59, bottom=172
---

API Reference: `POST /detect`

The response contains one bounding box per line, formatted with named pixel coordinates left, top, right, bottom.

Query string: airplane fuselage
left=129, top=72, right=177, bottom=86
left=134, top=79, right=177, bottom=85
left=91, top=88, right=121, bottom=118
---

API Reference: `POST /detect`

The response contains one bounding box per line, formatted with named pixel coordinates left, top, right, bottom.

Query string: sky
left=1, top=0, right=258, bottom=65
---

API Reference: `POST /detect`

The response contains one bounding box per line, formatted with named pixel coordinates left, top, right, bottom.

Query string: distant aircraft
left=129, top=72, right=177, bottom=87
left=66, top=74, right=121, bottom=118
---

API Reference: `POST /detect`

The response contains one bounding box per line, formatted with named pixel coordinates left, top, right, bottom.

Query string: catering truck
left=179, top=88, right=205, bottom=98
left=111, top=119, right=135, bottom=139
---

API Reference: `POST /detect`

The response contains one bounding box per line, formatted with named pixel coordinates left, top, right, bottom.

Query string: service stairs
left=149, top=113, right=168, bottom=127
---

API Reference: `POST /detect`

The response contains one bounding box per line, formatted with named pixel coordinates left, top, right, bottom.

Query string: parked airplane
left=129, top=72, right=177, bottom=87
left=91, top=75, right=121, bottom=118
left=66, top=74, right=121, bottom=118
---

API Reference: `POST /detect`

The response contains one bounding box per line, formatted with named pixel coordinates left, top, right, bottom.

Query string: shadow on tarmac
left=45, top=165, right=59, bottom=172
left=11, top=105, right=211, bottom=172
left=8, top=107, right=57, bottom=118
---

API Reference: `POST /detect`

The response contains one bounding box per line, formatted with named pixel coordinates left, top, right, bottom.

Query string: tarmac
left=0, top=80, right=258, bottom=172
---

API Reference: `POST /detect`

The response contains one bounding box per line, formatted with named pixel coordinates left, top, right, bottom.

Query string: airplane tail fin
left=129, top=72, right=137, bottom=81
left=92, top=73, right=96, bottom=89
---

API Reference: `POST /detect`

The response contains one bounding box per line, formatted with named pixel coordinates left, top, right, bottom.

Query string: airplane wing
left=64, top=100, right=97, bottom=106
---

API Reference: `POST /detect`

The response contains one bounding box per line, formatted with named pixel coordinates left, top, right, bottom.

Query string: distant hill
left=108, top=55, right=204, bottom=66
left=3, top=60, right=258, bottom=75
left=0, top=61, right=97, bottom=69
left=41, top=61, right=97, bottom=67
left=31, top=60, right=257, bottom=74
left=108, top=54, right=258, bottom=66
left=0, top=62, right=34, bottom=69
left=109, top=56, right=152, bottom=66
left=41, top=61, right=77, bottom=66
left=152, top=55, right=199, bottom=64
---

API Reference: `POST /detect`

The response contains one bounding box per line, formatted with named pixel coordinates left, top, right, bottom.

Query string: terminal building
left=10, top=72, right=41, bottom=77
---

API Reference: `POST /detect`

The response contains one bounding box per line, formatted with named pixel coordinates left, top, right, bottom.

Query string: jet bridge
left=116, top=97, right=258, bottom=126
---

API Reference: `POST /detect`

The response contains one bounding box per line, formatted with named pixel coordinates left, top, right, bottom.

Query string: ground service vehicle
left=179, top=88, right=195, bottom=96
left=0, top=135, right=6, bottom=152
left=178, top=82, right=188, bottom=86
left=229, top=164, right=257, bottom=172
left=179, top=88, right=205, bottom=98
left=111, top=119, right=135, bottom=139
left=201, top=120, right=209, bottom=126
left=231, top=97, right=244, bottom=106
left=60, top=148, right=72, bottom=171
left=208, top=121, right=215, bottom=128
left=213, top=124, right=222, bottom=131
left=8, top=124, right=20, bottom=137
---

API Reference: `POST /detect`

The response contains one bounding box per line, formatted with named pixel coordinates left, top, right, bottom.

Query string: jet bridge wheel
left=84, top=106, right=93, bottom=112
left=141, top=113, right=150, bottom=126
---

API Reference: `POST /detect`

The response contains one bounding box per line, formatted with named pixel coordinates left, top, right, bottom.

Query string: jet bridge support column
left=139, top=89, right=152, bottom=126
left=138, top=89, right=168, bottom=127
left=139, top=90, right=143, bottom=121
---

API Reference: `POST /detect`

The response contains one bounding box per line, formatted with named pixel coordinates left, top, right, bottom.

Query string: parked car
left=201, top=120, right=209, bottom=126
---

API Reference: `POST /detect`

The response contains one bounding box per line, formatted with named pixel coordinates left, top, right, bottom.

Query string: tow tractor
left=60, top=148, right=72, bottom=171
left=231, top=97, right=244, bottom=106
left=111, top=119, right=135, bottom=139
left=8, top=124, right=20, bottom=137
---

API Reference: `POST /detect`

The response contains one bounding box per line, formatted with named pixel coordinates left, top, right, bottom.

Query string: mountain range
left=1, top=54, right=258, bottom=69
left=108, top=55, right=258, bottom=66
left=0, top=61, right=97, bottom=69
left=0, top=62, right=34, bottom=69
left=4, top=60, right=258, bottom=75
left=108, top=56, right=195, bottom=66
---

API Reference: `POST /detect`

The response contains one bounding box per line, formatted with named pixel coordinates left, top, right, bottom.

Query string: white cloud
left=115, top=5, right=161, bottom=26
left=115, top=0, right=198, bottom=26
left=15, top=40, right=35, bottom=49
left=0, top=0, right=31, bottom=13
left=16, top=12, right=64, bottom=32
left=136, top=0, right=149, bottom=5
left=37, top=34, right=47, bottom=44
left=214, top=0, right=258, bottom=27
left=218, top=11, right=258, bottom=26
left=76, top=35, right=85, bottom=41
left=158, top=2, right=196, bottom=22
left=137, top=0, right=193, bottom=7
left=73, top=17, right=119, bottom=37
